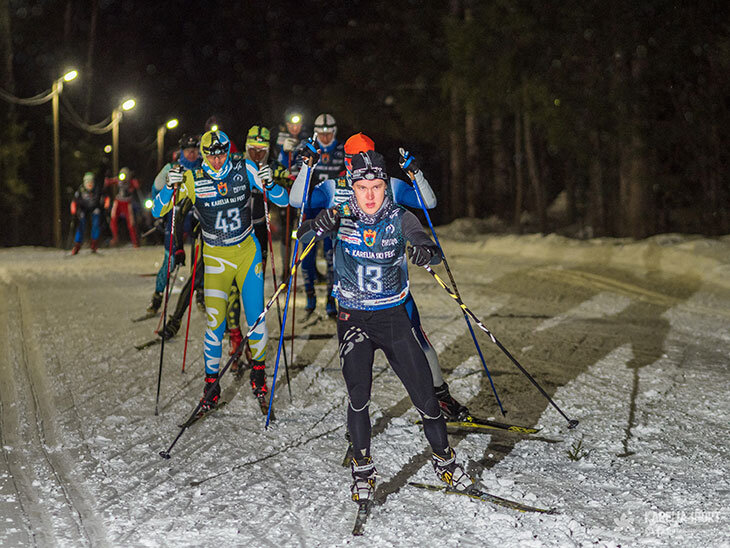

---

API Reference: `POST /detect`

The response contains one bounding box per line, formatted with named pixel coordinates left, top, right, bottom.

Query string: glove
left=282, top=136, right=298, bottom=152
left=166, top=166, right=184, bottom=189
left=258, top=165, right=275, bottom=190
left=408, top=243, right=440, bottom=267
left=301, top=139, right=320, bottom=168
left=398, top=147, right=420, bottom=176
left=313, top=207, right=339, bottom=236
left=70, top=201, right=77, bottom=215
left=174, top=248, right=186, bottom=267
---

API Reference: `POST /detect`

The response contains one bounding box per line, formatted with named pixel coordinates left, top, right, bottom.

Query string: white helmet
left=314, top=113, right=337, bottom=137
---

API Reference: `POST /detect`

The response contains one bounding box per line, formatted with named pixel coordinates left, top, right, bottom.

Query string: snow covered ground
left=0, top=231, right=728, bottom=547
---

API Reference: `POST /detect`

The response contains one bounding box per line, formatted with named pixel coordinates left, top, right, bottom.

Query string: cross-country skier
left=152, top=130, right=289, bottom=411
left=70, top=171, right=103, bottom=255
left=291, top=133, right=470, bottom=420
left=298, top=150, right=474, bottom=503
left=105, top=167, right=141, bottom=247
left=295, top=113, right=346, bottom=317
left=146, top=134, right=202, bottom=315
left=224, top=124, right=293, bottom=370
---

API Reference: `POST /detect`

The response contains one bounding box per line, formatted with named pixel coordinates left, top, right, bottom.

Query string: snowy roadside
left=0, top=232, right=728, bottom=547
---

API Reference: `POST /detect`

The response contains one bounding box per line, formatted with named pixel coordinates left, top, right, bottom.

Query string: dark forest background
left=1, top=0, right=728, bottom=247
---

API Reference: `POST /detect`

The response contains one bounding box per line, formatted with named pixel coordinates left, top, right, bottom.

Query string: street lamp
left=52, top=69, right=79, bottom=248
left=156, top=118, right=179, bottom=171
left=111, top=98, right=136, bottom=175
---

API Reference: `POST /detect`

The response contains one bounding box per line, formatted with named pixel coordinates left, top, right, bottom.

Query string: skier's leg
left=235, top=236, right=267, bottom=393
left=338, top=309, right=375, bottom=460
left=404, top=294, right=469, bottom=419
left=202, top=244, right=237, bottom=377
left=90, top=209, right=101, bottom=250
left=377, top=304, right=473, bottom=491
left=110, top=201, right=120, bottom=244
left=375, top=305, right=449, bottom=454
left=125, top=204, right=139, bottom=246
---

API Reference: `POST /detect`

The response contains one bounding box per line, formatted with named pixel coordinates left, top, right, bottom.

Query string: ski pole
left=181, top=238, right=200, bottom=373
left=400, top=148, right=505, bottom=416
left=154, top=263, right=180, bottom=335
left=155, top=187, right=179, bottom=416
left=261, top=179, right=293, bottom=402
left=269, top=139, right=318, bottom=427
left=421, top=262, right=579, bottom=429
left=159, top=237, right=318, bottom=459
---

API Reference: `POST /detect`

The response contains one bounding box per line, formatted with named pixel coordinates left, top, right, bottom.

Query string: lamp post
left=111, top=98, right=136, bottom=175
left=51, top=69, right=78, bottom=248
left=156, top=118, right=178, bottom=171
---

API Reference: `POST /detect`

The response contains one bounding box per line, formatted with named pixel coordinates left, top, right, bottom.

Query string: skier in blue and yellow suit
left=153, top=130, right=289, bottom=411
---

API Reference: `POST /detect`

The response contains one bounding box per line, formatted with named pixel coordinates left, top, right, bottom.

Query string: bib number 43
left=214, top=208, right=242, bottom=234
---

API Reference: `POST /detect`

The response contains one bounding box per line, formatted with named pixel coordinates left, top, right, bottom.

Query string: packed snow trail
left=0, top=232, right=728, bottom=546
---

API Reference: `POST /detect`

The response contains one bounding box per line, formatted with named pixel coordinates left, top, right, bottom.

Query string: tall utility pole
left=52, top=79, right=62, bottom=247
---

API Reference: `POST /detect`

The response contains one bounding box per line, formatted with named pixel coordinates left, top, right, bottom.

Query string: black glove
left=398, top=147, right=419, bottom=176
left=174, top=247, right=186, bottom=267
left=313, top=207, right=339, bottom=236
left=408, top=243, right=440, bottom=267
left=301, top=139, right=320, bottom=167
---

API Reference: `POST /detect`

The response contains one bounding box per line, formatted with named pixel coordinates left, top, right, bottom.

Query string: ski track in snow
left=0, top=233, right=728, bottom=547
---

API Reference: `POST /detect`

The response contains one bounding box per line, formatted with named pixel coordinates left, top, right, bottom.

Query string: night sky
left=3, top=0, right=729, bottom=245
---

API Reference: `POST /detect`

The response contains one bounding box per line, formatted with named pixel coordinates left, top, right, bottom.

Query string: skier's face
left=182, top=147, right=199, bottom=163
left=247, top=145, right=268, bottom=165
left=286, top=122, right=302, bottom=137
left=353, top=179, right=386, bottom=214
left=317, top=131, right=335, bottom=147
left=206, top=152, right=228, bottom=171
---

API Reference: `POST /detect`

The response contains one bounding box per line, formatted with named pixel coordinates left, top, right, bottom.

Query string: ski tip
left=159, top=451, right=171, bottom=460
left=568, top=419, right=579, bottom=429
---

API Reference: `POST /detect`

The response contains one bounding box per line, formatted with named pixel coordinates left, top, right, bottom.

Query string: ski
left=132, top=311, right=158, bottom=323
left=408, top=482, right=556, bottom=514
left=178, top=400, right=229, bottom=429
left=417, top=415, right=541, bottom=435
left=135, top=337, right=161, bottom=351
left=352, top=500, right=373, bottom=536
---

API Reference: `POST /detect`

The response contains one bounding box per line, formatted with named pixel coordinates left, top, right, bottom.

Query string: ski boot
left=350, top=456, right=377, bottom=503
left=325, top=296, right=337, bottom=318
left=435, top=382, right=469, bottom=421
left=432, top=448, right=474, bottom=492
left=250, top=361, right=269, bottom=415
left=196, top=290, right=206, bottom=313
left=199, top=374, right=220, bottom=414
left=71, top=242, right=81, bottom=255
left=160, top=316, right=180, bottom=340
left=147, top=291, right=163, bottom=314
left=90, top=239, right=98, bottom=253
left=228, top=327, right=243, bottom=374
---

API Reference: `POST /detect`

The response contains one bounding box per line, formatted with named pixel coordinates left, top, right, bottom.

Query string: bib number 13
left=214, top=208, right=242, bottom=233
left=357, top=265, right=382, bottom=293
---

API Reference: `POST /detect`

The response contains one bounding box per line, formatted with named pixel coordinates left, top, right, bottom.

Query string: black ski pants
left=338, top=303, right=449, bottom=462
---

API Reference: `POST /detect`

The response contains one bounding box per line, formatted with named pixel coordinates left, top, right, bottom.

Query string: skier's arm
left=391, top=172, right=437, bottom=209
left=296, top=207, right=340, bottom=246
left=401, top=210, right=442, bottom=265
left=152, top=163, right=172, bottom=201
left=246, top=159, right=289, bottom=206
left=152, top=171, right=192, bottom=218
left=288, top=164, right=310, bottom=207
